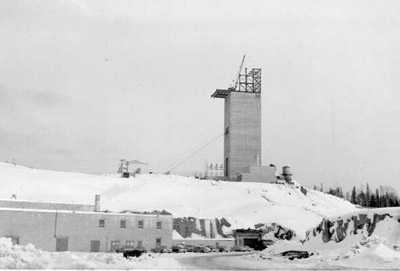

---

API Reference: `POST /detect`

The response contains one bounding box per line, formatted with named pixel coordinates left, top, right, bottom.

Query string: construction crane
left=229, top=55, right=246, bottom=91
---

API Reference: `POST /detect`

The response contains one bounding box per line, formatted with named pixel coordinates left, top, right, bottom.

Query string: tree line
left=313, top=183, right=400, bottom=208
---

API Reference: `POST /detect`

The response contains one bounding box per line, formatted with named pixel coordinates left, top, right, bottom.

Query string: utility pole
left=204, top=159, right=207, bottom=178
left=120, top=159, right=125, bottom=178
left=126, top=161, right=130, bottom=176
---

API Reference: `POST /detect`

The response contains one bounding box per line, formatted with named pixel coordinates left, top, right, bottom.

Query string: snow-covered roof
left=128, top=160, right=148, bottom=165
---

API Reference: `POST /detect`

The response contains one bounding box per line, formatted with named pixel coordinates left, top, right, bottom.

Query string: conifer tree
left=369, top=194, right=376, bottom=207
left=351, top=186, right=357, bottom=204
left=375, top=188, right=380, bottom=207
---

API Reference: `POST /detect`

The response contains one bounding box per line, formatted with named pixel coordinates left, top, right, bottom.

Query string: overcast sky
left=1, top=0, right=399, bottom=192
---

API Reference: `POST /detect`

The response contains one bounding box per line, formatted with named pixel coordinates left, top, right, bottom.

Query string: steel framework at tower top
left=237, top=68, right=261, bottom=93
left=211, top=65, right=261, bottom=99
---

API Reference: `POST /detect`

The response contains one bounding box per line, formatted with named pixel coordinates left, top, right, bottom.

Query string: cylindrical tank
left=282, top=166, right=292, bottom=176
left=94, top=195, right=101, bottom=212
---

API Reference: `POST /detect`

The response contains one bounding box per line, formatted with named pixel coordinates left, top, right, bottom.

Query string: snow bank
left=248, top=235, right=400, bottom=269
left=0, top=162, right=357, bottom=237
left=248, top=208, right=400, bottom=269
left=330, top=235, right=400, bottom=269
left=302, top=207, right=400, bottom=251
left=260, top=208, right=400, bottom=255
left=371, top=242, right=400, bottom=260
left=0, top=238, right=51, bottom=269
left=0, top=238, right=180, bottom=269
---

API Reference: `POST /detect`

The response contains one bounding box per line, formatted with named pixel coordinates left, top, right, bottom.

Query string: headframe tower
left=211, top=57, right=263, bottom=181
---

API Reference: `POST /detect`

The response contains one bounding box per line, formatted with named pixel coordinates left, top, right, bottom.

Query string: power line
left=0, top=131, right=223, bottom=174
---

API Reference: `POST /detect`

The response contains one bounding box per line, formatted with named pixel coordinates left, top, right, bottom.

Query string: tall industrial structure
left=212, top=57, right=276, bottom=182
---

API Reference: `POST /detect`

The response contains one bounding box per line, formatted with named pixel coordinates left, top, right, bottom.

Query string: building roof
left=128, top=160, right=148, bottom=165
left=0, top=207, right=172, bottom=217
left=233, top=228, right=263, bottom=234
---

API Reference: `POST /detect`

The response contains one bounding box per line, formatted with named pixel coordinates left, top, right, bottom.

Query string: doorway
left=225, top=157, right=229, bottom=178
left=90, top=240, right=100, bottom=252
left=55, top=238, right=68, bottom=252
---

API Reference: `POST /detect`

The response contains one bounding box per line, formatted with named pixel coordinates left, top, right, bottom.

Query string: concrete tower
left=212, top=68, right=265, bottom=181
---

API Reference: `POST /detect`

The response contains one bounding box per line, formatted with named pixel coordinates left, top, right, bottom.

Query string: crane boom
left=233, top=55, right=246, bottom=91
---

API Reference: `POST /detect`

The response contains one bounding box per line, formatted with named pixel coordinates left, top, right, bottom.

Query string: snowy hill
left=0, top=162, right=357, bottom=237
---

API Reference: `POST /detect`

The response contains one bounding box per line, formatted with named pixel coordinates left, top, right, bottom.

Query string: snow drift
left=253, top=208, right=400, bottom=269
left=262, top=207, right=400, bottom=254
left=0, top=238, right=179, bottom=269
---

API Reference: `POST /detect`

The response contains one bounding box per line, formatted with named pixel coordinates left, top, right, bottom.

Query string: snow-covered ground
left=1, top=162, right=399, bottom=269
left=0, top=162, right=357, bottom=237
left=0, top=238, right=180, bottom=269
left=3, top=233, right=399, bottom=270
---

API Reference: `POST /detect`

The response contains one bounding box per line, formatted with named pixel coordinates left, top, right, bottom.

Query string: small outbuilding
left=128, top=160, right=149, bottom=175
left=233, top=229, right=265, bottom=250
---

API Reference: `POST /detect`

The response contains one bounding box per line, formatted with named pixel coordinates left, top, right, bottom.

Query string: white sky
left=1, top=0, right=400, bottom=192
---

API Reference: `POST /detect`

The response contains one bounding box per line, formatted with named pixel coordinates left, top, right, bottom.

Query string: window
left=126, top=241, right=134, bottom=247
left=156, top=221, right=162, bottom=229
left=156, top=238, right=162, bottom=247
left=137, top=240, right=143, bottom=248
left=120, top=220, right=126, bottom=228
left=138, top=220, right=144, bottom=229
left=99, top=219, right=105, bottom=228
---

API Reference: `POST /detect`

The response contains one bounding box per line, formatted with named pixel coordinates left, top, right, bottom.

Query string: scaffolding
left=211, top=68, right=261, bottom=98
left=238, top=68, right=261, bottom=93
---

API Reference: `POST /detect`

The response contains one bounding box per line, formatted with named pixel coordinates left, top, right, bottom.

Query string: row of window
left=6, top=236, right=162, bottom=252
left=98, top=219, right=162, bottom=229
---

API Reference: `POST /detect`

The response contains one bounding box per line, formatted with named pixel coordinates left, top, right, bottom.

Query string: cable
left=164, top=133, right=223, bottom=173
left=152, top=131, right=223, bottom=171
left=155, top=133, right=222, bottom=172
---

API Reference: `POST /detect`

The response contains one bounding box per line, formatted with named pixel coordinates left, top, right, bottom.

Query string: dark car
left=116, top=246, right=147, bottom=258
left=171, top=244, right=187, bottom=253
left=151, top=246, right=171, bottom=253
left=206, top=245, right=218, bottom=252
left=230, top=245, right=254, bottom=252
left=217, top=245, right=230, bottom=252
left=280, top=250, right=313, bottom=260
left=185, top=245, right=196, bottom=252
left=193, top=245, right=211, bottom=253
